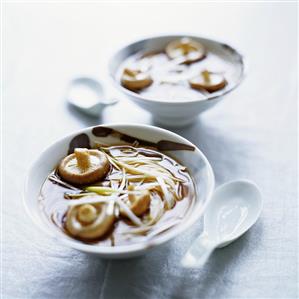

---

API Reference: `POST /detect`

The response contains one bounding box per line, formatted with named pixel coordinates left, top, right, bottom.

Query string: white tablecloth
left=3, top=2, right=298, bottom=299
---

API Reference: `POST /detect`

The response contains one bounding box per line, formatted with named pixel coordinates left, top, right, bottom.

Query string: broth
left=117, top=47, right=232, bottom=102
left=39, top=145, right=195, bottom=246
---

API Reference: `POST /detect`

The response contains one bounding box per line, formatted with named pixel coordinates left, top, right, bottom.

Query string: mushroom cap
left=128, top=185, right=151, bottom=216
left=77, top=204, right=98, bottom=224
left=166, top=38, right=206, bottom=64
left=189, top=71, right=227, bottom=92
left=58, top=149, right=110, bottom=185
left=65, top=201, right=115, bottom=240
left=121, top=68, right=153, bottom=91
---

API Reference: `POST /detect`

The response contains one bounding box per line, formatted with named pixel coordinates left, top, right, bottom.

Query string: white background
left=3, top=2, right=298, bottom=299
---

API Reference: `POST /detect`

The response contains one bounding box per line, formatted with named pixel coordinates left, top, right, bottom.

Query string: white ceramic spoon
left=67, top=77, right=118, bottom=117
left=181, top=179, right=262, bottom=268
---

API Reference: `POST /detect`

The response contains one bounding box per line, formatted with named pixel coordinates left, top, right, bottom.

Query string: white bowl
left=109, top=34, right=245, bottom=127
left=24, top=124, right=215, bottom=258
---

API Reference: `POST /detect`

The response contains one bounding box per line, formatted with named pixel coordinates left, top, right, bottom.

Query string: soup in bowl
left=109, top=35, right=245, bottom=127
left=24, top=124, right=215, bottom=258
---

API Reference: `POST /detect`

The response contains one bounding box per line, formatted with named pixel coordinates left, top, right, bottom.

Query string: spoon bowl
left=67, top=77, right=118, bottom=117
left=205, top=180, right=263, bottom=248
left=182, top=179, right=262, bottom=268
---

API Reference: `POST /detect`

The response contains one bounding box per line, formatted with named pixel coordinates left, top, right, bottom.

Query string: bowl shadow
left=169, top=227, right=261, bottom=299
left=28, top=251, right=108, bottom=299
left=67, top=103, right=103, bottom=127
left=153, top=115, right=242, bottom=184
left=93, top=223, right=262, bottom=299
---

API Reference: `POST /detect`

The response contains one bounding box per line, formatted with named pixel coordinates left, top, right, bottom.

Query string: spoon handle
left=181, top=233, right=216, bottom=268
left=102, top=97, right=119, bottom=106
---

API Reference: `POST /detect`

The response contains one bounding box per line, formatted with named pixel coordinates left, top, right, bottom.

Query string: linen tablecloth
left=3, top=2, right=298, bottom=298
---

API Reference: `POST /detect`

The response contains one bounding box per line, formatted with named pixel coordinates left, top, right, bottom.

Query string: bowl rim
left=23, top=123, right=215, bottom=256
left=108, top=33, right=246, bottom=105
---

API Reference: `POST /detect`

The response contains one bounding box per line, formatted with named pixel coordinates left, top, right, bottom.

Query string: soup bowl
left=109, top=34, right=245, bottom=127
left=24, top=123, right=215, bottom=258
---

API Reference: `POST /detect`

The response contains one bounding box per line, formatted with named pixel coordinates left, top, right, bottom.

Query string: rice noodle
left=49, top=174, right=79, bottom=191
left=156, top=176, right=175, bottom=209
left=148, top=195, right=164, bottom=225
left=66, top=195, right=115, bottom=206
left=64, top=192, right=98, bottom=199
left=119, top=168, right=126, bottom=191
left=121, top=226, right=152, bottom=235
left=107, top=174, right=153, bottom=181
left=102, top=151, right=121, bottom=170
left=146, top=219, right=182, bottom=238
left=85, top=186, right=120, bottom=195
left=134, top=182, right=161, bottom=190
left=120, top=161, right=179, bottom=186
left=115, top=196, right=143, bottom=226
left=117, top=156, right=162, bottom=162
left=85, top=186, right=149, bottom=196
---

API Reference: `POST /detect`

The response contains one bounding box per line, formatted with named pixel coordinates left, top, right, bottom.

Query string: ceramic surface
left=24, top=123, right=215, bottom=258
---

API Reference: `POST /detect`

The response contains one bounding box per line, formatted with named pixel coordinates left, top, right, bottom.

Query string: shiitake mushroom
left=58, top=148, right=110, bottom=185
